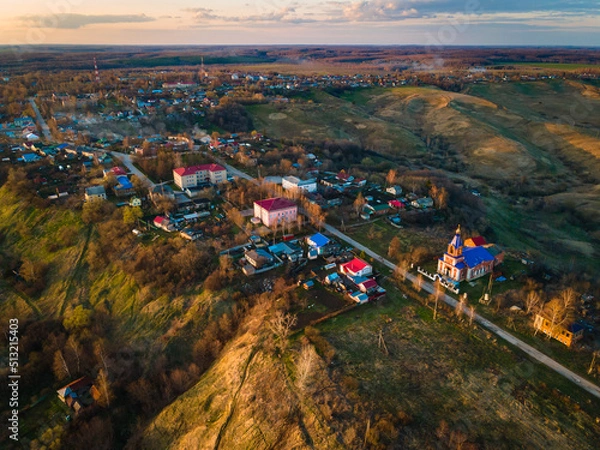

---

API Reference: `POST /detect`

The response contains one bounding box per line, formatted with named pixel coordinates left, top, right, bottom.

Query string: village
left=1, top=126, right=595, bottom=355
left=1, top=61, right=600, bottom=431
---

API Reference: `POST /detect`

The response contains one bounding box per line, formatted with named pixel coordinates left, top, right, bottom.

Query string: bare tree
left=353, top=192, right=366, bottom=217
left=414, top=273, right=423, bottom=293
left=394, top=261, right=407, bottom=284
left=538, top=288, right=576, bottom=338
left=66, top=336, right=82, bottom=375
left=53, top=350, right=71, bottom=381
left=269, top=311, right=297, bottom=353
left=434, top=281, right=444, bottom=320
left=96, top=368, right=112, bottom=407
left=524, top=290, right=542, bottom=315
left=385, top=169, right=397, bottom=187
left=388, top=236, right=402, bottom=261
left=296, top=343, right=316, bottom=390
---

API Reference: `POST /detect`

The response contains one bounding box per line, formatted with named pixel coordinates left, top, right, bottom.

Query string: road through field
left=322, top=222, right=600, bottom=400
left=207, top=153, right=600, bottom=400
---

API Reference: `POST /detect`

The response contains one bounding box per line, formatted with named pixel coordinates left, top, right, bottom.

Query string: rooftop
left=254, top=197, right=297, bottom=212
left=462, top=246, right=495, bottom=268
left=341, top=257, right=371, bottom=274
left=173, top=164, right=226, bottom=176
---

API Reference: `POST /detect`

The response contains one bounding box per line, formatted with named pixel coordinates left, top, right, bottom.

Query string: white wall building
left=282, top=176, right=317, bottom=193
left=173, top=164, right=227, bottom=189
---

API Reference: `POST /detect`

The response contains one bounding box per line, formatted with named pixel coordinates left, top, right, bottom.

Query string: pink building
left=173, top=164, right=227, bottom=189
left=253, top=198, right=298, bottom=227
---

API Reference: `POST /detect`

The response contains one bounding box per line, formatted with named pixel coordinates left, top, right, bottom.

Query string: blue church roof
left=449, top=231, right=463, bottom=249
left=463, top=246, right=494, bottom=268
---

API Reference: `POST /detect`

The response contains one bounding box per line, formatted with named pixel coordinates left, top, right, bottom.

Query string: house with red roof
left=253, top=197, right=298, bottom=227
left=340, top=257, right=372, bottom=278
left=57, top=376, right=101, bottom=415
left=388, top=199, right=405, bottom=209
left=173, top=164, right=227, bottom=189
left=464, top=236, right=487, bottom=247
left=153, top=216, right=174, bottom=232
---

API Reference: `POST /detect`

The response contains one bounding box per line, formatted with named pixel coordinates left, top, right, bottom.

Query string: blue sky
left=2, top=0, right=599, bottom=46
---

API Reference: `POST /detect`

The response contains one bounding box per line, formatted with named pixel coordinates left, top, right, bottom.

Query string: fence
left=416, top=267, right=460, bottom=294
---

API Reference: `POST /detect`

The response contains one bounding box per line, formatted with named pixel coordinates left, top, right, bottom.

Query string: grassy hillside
left=0, top=186, right=239, bottom=448
left=140, top=287, right=600, bottom=449
left=246, top=81, right=600, bottom=271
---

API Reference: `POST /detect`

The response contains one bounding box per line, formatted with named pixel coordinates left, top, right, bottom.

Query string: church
left=437, top=225, right=504, bottom=283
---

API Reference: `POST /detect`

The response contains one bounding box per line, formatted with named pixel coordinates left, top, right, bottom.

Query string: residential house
left=340, top=257, right=373, bottom=278
left=95, top=153, right=113, bottom=166
left=386, top=186, right=403, bottom=196
left=388, top=199, right=405, bottom=210
left=268, top=242, right=303, bottom=262
left=437, top=226, right=501, bottom=283
left=129, top=197, right=142, bottom=207
left=349, top=291, right=369, bottom=304
left=114, top=175, right=135, bottom=197
left=533, top=315, right=584, bottom=347
left=365, top=203, right=390, bottom=216
left=84, top=185, right=106, bottom=202
left=253, top=197, right=298, bottom=227
left=245, top=249, right=275, bottom=269
left=173, top=164, right=227, bottom=189
left=149, top=184, right=175, bottom=202
left=306, top=233, right=330, bottom=255
left=411, top=197, right=434, bottom=209
left=154, top=216, right=175, bottom=232
left=57, top=376, right=101, bottom=415
left=19, top=153, right=41, bottom=163
left=282, top=176, right=317, bottom=193
left=180, top=228, right=202, bottom=241
left=103, top=166, right=127, bottom=178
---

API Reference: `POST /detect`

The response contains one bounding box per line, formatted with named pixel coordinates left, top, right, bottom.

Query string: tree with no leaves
left=353, top=192, right=366, bottom=217
left=414, top=273, right=423, bottom=293
left=296, top=343, right=316, bottom=390
left=385, top=169, right=397, bottom=187
left=268, top=311, right=297, bottom=353
left=537, top=288, right=576, bottom=338
left=524, top=290, right=542, bottom=315
left=388, top=236, right=402, bottom=261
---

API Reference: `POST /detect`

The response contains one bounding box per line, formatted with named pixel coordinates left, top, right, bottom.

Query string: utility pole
left=93, top=57, right=100, bottom=84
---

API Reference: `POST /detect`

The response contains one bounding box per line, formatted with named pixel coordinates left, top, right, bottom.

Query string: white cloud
left=20, top=13, right=155, bottom=29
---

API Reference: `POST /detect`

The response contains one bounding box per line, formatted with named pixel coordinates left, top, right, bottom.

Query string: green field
left=247, top=81, right=600, bottom=272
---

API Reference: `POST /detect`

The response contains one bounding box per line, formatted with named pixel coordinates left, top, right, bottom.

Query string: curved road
left=111, top=151, right=156, bottom=188
left=143, top=151, right=600, bottom=400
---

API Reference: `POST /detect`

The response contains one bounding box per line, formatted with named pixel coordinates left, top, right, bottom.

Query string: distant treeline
left=1, top=45, right=599, bottom=73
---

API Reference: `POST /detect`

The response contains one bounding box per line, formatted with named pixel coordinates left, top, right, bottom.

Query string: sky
left=2, top=0, right=600, bottom=46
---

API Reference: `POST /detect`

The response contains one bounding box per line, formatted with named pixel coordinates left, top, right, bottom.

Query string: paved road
left=29, top=97, right=52, bottom=141
left=322, top=223, right=600, bottom=400
left=210, top=155, right=257, bottom=183
left=111, top=151, right=156, bottom=188
left=150, top=152, right=600, bottom=400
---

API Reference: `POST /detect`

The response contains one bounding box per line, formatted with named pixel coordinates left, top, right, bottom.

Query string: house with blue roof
left=114, top=175, right=135, bottom=197
left=306, top=233, right=330, bottom=255
left=437, top=225, right=499, bottom=282
left=19, top=153, right=41, bottom=163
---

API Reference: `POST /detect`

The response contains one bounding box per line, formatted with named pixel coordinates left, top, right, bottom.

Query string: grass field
left=140, top=279, right=600, bottom=449
left=247, top=80, right=600, bottom=272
